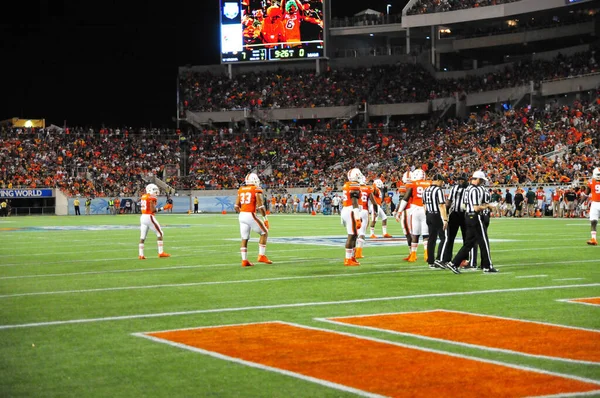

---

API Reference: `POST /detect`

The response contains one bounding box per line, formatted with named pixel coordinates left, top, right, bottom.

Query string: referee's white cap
left=472, top=171, right=488, bottom=181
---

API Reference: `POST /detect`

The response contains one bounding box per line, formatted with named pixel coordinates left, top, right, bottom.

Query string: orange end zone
left=146, top=322, right=600, bottom=397
left=329, top=310, right=600, bottom=364
left=567, top=297, right=600, bottom=306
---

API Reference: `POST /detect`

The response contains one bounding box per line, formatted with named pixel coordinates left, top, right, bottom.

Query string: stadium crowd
left=180, top=48, right=598, bottom=111
left=2, top=95, right=599, bottom=197
left=407, top=0, right=522, bottom=15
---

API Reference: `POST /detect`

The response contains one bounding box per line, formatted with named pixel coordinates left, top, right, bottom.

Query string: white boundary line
left=318, top=309, right=600, bottom=366
left=132, top=320, right=600, bottom=394
left=557, top=297, right=600, bottom=308
left=2, top=283, right=599, bottom=330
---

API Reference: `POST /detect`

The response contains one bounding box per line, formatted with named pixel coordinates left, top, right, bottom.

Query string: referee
left=467, top=188, right=492, bottom=269
left=440, top=171, right=498, bottom=273
left=423, top=174, right=448, bottom=269
left=438, top=172, right=468, bottom=263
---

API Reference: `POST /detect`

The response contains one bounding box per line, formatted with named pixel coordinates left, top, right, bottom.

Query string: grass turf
left=1, top=213, right=599, bottom=397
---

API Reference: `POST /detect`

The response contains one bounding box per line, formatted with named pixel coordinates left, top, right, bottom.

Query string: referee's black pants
left=426, top=212, right=446, bottom=264
left=440, top=211, right=465, bottom=262
left=452, top=213, right=492, bottom=269
left=469, top=214, right=490, bottom=267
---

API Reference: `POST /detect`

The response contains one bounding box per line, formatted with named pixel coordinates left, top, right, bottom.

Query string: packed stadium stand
left=2, top=0, right=599, bottom=202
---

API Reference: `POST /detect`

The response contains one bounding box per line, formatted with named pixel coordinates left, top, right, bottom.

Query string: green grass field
left=1, top=213, right=599, bottom=397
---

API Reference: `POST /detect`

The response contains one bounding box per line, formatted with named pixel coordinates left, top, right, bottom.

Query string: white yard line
left=1, top=283, right=599, bottom=330
left=0, top=268, right=427, bottom=298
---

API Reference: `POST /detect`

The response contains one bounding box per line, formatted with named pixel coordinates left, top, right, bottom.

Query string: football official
left=423, top=174, right=448, bottom=269
left=439, top=171, right=498, bottom=274
left=438, top=173, right=468, bottom=263
left=467, top=188, right=492, bottom=269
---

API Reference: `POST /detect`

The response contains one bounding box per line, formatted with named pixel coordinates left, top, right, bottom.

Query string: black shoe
left=429, top=263, right=437, bottom=269
left=445, top=262, right=461, bottom=274
left=434, top=260, right=445, bottom=269
left=483, top=267, right=499, bottom=273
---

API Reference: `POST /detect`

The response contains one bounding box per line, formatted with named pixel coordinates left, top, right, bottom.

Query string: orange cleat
left=460, top=260, right=470, bottom=267
left=354, top=248, right=364, bottom=259
left=382, top=234, right=393, bottom=238
left=344, top=258, right=360, bottom=266
left=138, top=255, right=146, bottom=260
left=241, top=260, right=254, bottom=267
left=370, top=234, right=378, bottom=239
left=158, top=253, right=171, bottom=258
left=423, top=251, right=428, bottom=262
left=403, top=253, right=412, bottom=261
left=407, top=252, right=417, bottom=262
left=587, top=238, right=598, bottom=246
left=257, top=255, right=273, bottom=264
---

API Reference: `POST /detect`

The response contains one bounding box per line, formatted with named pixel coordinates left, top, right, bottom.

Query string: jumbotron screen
left=220, top=0, right=325, bottom=63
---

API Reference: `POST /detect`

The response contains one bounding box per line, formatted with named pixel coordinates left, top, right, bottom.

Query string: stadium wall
left=57, top=186, right=578, bottom=215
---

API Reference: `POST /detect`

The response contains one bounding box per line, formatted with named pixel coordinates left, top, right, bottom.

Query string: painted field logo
left=137, top=320, right=600, bottom=397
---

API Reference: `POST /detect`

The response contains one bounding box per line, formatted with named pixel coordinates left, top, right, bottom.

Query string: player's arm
left=397, top=188, right=412, bottom=213
left=150, top=198, right=160, bottom=213
left=294, top=0, right=304, bottom=16
left=349, top=188, right=360, bottom=219
left=256, top=192, right=269, bottom=228
left=234, top=193, right=241, bottom=213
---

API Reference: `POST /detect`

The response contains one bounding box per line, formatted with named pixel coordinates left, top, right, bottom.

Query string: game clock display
left=220, top=0, right=325, bottom=63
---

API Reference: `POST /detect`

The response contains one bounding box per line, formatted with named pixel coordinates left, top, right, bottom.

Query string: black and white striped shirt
left=447, top=185, right=466, bottom=213
left=482, top=190, right=491, bottom=216
left=424, top=185, right=445, bottom=214
left=462, top=184, right=487, bottom=213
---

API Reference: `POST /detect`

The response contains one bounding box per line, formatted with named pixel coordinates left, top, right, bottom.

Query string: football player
left=341, top=168, right=363, bottom=266
left=395, top=170, right=413, bottom=260
left=139, top=183, right=171, bottom=259
left=396, top=169, right=431, bottom=263
left=585, top=167, right=600, bottom=245
left=234, top=172, right=272, bottom=267
left=355, top=174, right=373, bottom=259
left=369, top=179, right=392, bottom=238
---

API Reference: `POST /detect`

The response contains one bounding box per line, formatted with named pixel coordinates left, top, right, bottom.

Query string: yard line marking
left=1, top=256, right=598, bottom=280
left=0, top=245, right=338, bottom=267
left=137, top=321, right=600, bottom=397
left=321, top=310, right=600, bottom=365
left=0, top=269, right=429, bottom=298
left=516, top=275, right=548, bottom=279
left=554, top=278, right=586, bottom=282
left=1, top=283, right=599, bottom=329
left=0, top=261, right=427, bottom=280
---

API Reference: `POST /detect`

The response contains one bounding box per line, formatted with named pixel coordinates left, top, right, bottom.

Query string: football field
left=1, top=213, right=599, bottom=397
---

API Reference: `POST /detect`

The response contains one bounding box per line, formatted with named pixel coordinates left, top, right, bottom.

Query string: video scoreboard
left=220, top=0, right=325, bottom=63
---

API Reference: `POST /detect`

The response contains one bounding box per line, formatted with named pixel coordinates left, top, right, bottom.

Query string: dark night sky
left=1, top=0, right=406, bottom=127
